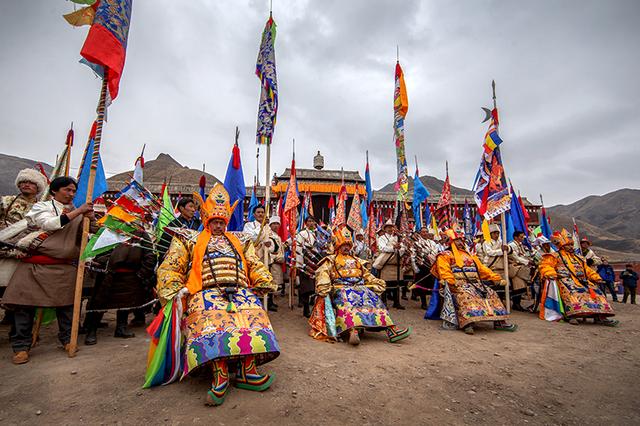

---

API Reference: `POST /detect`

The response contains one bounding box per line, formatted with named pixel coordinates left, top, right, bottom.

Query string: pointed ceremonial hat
left=193, top=183, right=239, bottom=226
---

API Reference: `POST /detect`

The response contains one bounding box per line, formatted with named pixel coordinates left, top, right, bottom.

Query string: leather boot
left=84, top=328, right=97, bottom=345
left=114, top=311, right=135, bottom=338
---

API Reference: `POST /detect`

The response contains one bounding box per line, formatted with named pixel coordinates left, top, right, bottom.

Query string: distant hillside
left=0, top=153, right=52, bottom=195
left=548, top=188, right=640, bottom=261
left=107, top=153, right=221, bottom=194
left=377, top=175, right=474, bottom=196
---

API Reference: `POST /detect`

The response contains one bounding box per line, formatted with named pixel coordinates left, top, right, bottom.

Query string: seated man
left=508, top=230, right=534, bottom=311
left=432, top=229, right=516, bottom=335
left=155, top=184, right=280, bottom=406
left=538, top=229, right=617, bottom=326
left=309, top=226, right=411, bottom=345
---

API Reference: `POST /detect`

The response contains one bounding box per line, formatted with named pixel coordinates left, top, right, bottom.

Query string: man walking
left=620, top=264, right=638, bottom=304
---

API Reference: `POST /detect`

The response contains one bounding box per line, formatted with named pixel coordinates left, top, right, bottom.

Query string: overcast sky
left=1, top=0, right=638, bottom=206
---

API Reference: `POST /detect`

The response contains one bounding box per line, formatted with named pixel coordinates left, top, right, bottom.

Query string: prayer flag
left=73, top=122, right=108, bottom=208
left=255, top=15, right=278, bottom=145
left=412, top=170, right=429, bottom=231
left=347, top=185, right=362, bottom=231
left=247, top=186, right=259, bottom=222
left=365, top=159, right=373, bottom=205
left=393, top=61, right=409, bottom=201
left=155, top=186, right=175, bottom=238
left=472, top=107, right=511, bottom=219
left=133, top=155, right=144, bottom=185
left=283, top=157, right=300, bottom=239
left=223, top=143, right=246, bottom=232
left=63, top=3, right=98, bottom=27
left=79, top=0, right=132, bottom=102
left=540, top=206, right=553, bottom=239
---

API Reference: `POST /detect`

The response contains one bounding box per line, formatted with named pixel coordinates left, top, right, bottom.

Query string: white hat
left=384, top=219, right=394, bottom=227
left=489, top=224, right=500, bottom=233
left=534, top=235, right=550, bottom=246
left=15, top=168, right=48, bottom=196
left=355, top=229, right=364, bottom=236
left=269, top=216, right=281, bottom=225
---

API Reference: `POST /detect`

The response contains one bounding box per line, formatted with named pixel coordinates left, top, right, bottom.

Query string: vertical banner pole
left=68, top=76, right=108, bottom=357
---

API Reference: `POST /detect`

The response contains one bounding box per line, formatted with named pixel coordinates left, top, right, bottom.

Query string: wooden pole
left=263, top=140, right=271, bottom=308
left=68, top=76, right=108, bottom=357
left=64, top=122, right=73, bottom=176
left=500, top=212, right=511, bottom=314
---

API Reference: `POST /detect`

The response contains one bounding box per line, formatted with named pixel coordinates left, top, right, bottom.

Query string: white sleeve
left=508, top=242, right=529, bottom=265
left=377, top=236, right=395, bottom=253
left=25, top=202, right=63, bottom=232
left=483, top=241, right=503, bottom=257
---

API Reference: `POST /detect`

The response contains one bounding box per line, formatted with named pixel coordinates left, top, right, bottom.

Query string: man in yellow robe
left=433, top=229, right=517, bottom=335
left=156, top=184, right=279, bottom=406
left=310, top=226, right=411, bottom=345
left=538, top=229, right=617, bottom=326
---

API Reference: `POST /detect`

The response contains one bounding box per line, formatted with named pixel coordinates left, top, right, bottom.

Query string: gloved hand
left=177, top=287, right=190, bottom=298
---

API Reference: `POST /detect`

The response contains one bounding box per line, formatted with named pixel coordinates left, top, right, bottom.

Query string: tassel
left=226, top=300, right=237, bottom=313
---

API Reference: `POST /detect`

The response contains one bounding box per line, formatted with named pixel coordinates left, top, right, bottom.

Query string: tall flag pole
left=471, top=80, right=512, bottom=313
left=283, top=144, right=300, bottom=309
left=256, top=10, right=278, bottom=229
left=539, top=194, right=553, bottom=239
left=67, top=0, right=133, bottom=356
left=393, top=52, right=409, bottom=203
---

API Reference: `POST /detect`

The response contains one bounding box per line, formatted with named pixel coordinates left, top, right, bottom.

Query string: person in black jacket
left=157, top=198, right=202, bottom=261
left=597, top=257, right=618, bottom=302
left=84, top=229, right=157, bottom=345
left=620, top=264, right=638, bottom=304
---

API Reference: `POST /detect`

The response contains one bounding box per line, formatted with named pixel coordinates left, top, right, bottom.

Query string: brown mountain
left=0, top=153, right=53, bottom=195
left=107, top=153, right=221, bottom=195
left=548, top=188, right=640, bottom=262
left=377, top=175, right=474, bottom=198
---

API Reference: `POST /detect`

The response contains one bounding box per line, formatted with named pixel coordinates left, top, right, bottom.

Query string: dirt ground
left=1, top=297, right=639, bottom=426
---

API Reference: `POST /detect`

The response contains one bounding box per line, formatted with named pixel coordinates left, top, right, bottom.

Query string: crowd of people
left=0, top=169, right=636, bottom=406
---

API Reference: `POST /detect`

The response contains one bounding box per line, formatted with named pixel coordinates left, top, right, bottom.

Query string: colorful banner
left=255, top=15, right=278, bottom=145
left=393, top=62, right=409, bottom=201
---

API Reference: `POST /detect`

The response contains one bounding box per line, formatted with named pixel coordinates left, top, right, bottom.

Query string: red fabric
left=232, top=145, right=241, bottom=169
left=198, top=175, right=206, bottom=189
left=115, top=195, right=144, bottom=214
left=81, top=24, right=127, bottom=100
left=21, top=255, right=71, bottom=265
left=113, top=267, right=136, bottom=273
left=66, top=128, right=74, bottom=148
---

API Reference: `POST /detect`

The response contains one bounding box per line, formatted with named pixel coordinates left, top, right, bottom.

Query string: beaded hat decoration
left=193, top=183, right=239, bottom=226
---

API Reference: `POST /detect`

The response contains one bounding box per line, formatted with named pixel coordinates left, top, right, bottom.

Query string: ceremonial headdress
left=15, top=168, right=47, bottom=196
left=332, top=226, right=353, bottom=249
left=551, top=229, right=573, bottom=247
left=193, top=183, right=239, bottom=227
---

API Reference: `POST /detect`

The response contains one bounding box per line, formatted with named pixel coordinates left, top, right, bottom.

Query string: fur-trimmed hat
left=15, top=168, right=47, bottom=196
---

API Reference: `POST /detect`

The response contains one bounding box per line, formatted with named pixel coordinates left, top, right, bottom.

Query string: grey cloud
left=0, top=0, right=638, bottom=207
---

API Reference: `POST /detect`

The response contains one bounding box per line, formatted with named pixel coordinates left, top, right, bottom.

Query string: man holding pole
left=3, top=177, right=96, bottom=364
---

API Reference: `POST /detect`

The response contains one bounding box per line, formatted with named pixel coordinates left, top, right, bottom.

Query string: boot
left=267, top=295, right=278, bottom=312
left=83, top=312, right=99, bottom=345
left=234, top=356, right=274, bottom=392
left=129, top=309, right=146, bottom=327
left=386, top=325, right=411, bottom=343
left=206, top=359, right=229, bottom=406
left=114, top=311, right=135, bottom=338
left=401, top=287, right=409, bottom=300
left=84, top=328, right=97, bottom=345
